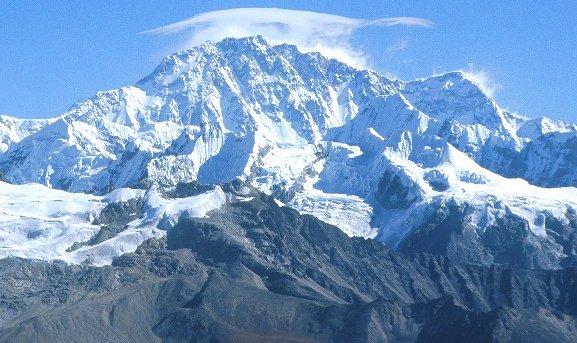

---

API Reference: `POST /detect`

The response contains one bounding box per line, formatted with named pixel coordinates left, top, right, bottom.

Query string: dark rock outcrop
left=1, top=194, right=577, bottom=342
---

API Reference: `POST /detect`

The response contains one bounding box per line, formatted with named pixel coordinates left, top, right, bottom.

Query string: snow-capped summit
left=517, top=116, right=577, bottom=140
left=2, top=36, right=577, bottom=268
left=402, top=71, right=506, bottom=128
left=0, top=115, right=52, bottom=153
left=0, top=36, right=397, bottom=192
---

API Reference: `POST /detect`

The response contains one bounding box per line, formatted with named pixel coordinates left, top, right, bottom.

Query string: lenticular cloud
left=143, top=8, right=432, bottom=68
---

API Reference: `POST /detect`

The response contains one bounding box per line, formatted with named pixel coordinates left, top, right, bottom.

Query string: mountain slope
left=0, top=181, right=226, bottom=266
left=0, top=115, right=51, bottom=154
left=508, top=131, right=577, bottom=187
left=1, top=194, right=577, bottom=342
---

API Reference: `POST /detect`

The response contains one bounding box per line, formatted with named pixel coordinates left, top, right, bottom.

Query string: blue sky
left=1, top=1, right=576, bottom=122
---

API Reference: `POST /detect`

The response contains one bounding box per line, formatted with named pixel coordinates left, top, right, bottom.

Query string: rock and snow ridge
left=1, top=35, right=577, bottom=267
left=0, top=181, right=227, bottom=266
left=0, top=115, right=52, bottom=154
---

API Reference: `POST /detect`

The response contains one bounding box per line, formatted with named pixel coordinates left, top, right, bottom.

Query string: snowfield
left=0, top=182, right=226, bottom=266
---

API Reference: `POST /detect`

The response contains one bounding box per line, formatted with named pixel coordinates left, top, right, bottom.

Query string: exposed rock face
left=397, top=201, right=577, bottom=269
left=1, top=195, right=577, bottom=342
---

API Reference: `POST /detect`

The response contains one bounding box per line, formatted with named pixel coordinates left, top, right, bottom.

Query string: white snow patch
left=0, top=182, right=226, bottom=266
left=288, top=173, right=377, bottom=238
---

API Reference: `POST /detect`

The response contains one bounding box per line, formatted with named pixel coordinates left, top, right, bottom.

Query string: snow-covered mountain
left=2, top=36, right=577, bottom=268
left=517, top=116, right=577, bottom=140
left=0, top=115, right=52, bottom=154
left=503, top=131, right=577, bottom=188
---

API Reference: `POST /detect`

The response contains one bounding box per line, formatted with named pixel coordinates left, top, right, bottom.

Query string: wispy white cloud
left=385, top=38, right=409, bottom=54
left=461, top=64, right=502, bottom=98
left=143, top=8, right=432, bottom=68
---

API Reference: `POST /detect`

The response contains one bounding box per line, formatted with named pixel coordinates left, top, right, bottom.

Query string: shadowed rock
left=1, top=194, right=577, bottom=342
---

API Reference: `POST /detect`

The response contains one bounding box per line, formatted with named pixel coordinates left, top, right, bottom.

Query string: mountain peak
left=410, top=71, right=485, bottom=95
left=517, top=115, right=577, bottom=139
left=218, top=34, right=271, bottom=51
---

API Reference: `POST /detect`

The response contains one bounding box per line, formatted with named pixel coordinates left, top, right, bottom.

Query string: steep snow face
left=478, top=117, right=577, bottom=189
left=2, top=36, right=577, bottom=267
left=401, top=72, right=507, bottom=128
left=400, top=72, right=523, bottom=156
left=0, top=181, right=226, bottom=266
left=517, top=116, right=577, bottom=140
left=513, top=131, right=577, bottom=188
left=135, top=36, right=365, bottom=141
left=0, top=115, right=52, bottom=154
left=327, top=93, right=430, bottom=152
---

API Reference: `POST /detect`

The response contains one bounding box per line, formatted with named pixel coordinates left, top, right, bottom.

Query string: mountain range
left=1, top=36, right=577, bottom=341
